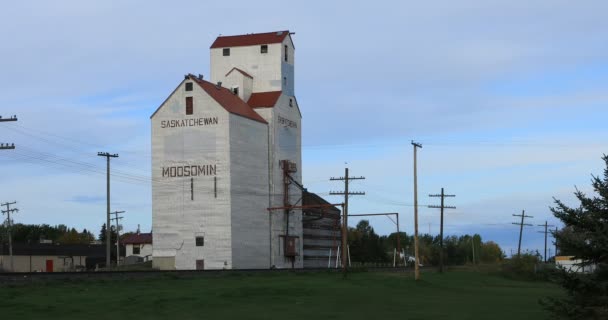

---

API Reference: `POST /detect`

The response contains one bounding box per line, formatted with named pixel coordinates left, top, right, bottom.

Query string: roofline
left=191, top=75, right=268, bottom=124
left=210, top=30, right=290, bottom=49
left=285, top=33, right=296, bottom=50
left=248, top=90, right=282, bottom=109
left=150, top=77, right=186, bottom=119
left=292, top=95, right=302, bottom=118
left=225, top=67, right=253, bottom=79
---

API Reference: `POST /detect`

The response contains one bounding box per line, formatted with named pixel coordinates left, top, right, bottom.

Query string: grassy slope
left=0, top=271, right=561, bottom=320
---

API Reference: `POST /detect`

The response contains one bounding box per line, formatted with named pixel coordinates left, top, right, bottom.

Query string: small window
left=283, top=77, right=287, bottom=86
left=133, top=245, right=140, bottom=255
left=196, top=236, right=204, bottom=247
left=261, top=45, right=268, bottom=53
left=284, top=45, right=288, bottom=62
left=186, top=97, right=193, bottom=115
left=232, top=87, right=239, bottom=95
left=223, top=48, right=230, bottom=56
left=289, top=98, right=293, bottom=107
left=185, top=82, right=193, bottom=91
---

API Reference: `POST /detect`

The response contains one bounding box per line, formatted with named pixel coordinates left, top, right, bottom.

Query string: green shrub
left=501, top=253, right=544, bottom=281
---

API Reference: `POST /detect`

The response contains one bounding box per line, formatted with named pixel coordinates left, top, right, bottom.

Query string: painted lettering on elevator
left=162, top=165, right=217, bottom=177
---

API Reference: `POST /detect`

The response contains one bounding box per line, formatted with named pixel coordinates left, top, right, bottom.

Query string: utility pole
left=111, top=210, right=125, bottom=266
left=330, top=167, right=365, bottom=275
left=0, top=115, right=18, bottom=150
left=537, top=221, right=555, bottom=263
left=98, top=152, right=118, bottom=268
left=512, top=210, right=533, bottom=257
left=2, top=201, right=18, bottom=272
left=411, top=141, right=422, bottom=280
left=429, top=188, right=456, bottom=273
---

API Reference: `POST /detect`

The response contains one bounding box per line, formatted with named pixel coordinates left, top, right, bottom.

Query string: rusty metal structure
left=266, top=160, right=344, bottom=268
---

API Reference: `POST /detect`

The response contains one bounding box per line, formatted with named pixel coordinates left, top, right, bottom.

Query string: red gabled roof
left=211, top=31, right=290, bottom=48
left=122, top=233, right=152, bottom=245
left=247, top=91, right=282, bottom=108
left=189, top=75, right=267, bottom=124
left=225, top=67, right=253, bottom=79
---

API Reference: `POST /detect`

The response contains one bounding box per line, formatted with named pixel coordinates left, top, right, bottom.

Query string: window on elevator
left=186, top=97, right=193, bottom=115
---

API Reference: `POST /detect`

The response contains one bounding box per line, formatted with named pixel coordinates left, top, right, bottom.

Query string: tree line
left=0, top=223, right=123, bottom=245
left=348, top=220, right=504, bottom=265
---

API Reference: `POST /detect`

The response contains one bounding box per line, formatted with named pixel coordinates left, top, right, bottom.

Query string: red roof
left=189, top=75, right=267, bottom=124
left=122, top=233, right=152, bottom=245
left=247, top=91, right=282, bottom=108
left=225, top=67, right=253, bottom=79
left=211, top=31, right=290, bottom=48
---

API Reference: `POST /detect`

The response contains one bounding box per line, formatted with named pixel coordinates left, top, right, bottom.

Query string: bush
left=501, top=253, right=544, bottom=280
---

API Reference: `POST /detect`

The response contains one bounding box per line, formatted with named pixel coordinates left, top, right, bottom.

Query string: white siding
left=125, top=243, right=153, bottom=259
left=229, top=114, right=270, bottom=268
left=152, top=32, right=303, bottom=270
left=253, top=93, right=302, bottom=268
left=210, top=34, right=294, bottom=95
left=151, top=80, right=232, bottom=270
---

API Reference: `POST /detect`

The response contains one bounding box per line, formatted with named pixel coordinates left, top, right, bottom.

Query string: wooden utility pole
left=0, top=115, right=18, bottom=150
left=512, top=210, right=533, bottom=257
left=411, top=141, right=422, bottom=280
left=98, top=152, right=118, bottom=268
left=429, top=188, right=456, bottom=273
left=330, top=168, right=365, bottom=275
left=2, top=201, right=18, bottom=272
left=537, top=221, right=555, bottom=263
left=111, top=210, right=125, bottom=266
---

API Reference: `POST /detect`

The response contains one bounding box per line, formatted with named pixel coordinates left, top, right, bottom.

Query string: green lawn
left=0, top=271, right=561, bottom=320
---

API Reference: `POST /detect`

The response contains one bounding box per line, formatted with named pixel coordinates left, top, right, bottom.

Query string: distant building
left=302, top=192, right=341, bottom=268
left=122, top=232, right=153, bottom=263
left=0, top=243, right=104, bottom=272
left=151, top=31, right=338, bottom=270
left=555, top=256, right=597, bottom=273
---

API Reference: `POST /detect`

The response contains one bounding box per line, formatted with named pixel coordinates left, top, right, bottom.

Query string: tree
left=98, top=223, right=107, bottom=242
left=480, top=241, right=504, bottom=263
left=98, top=223, right=117, bottom=245
left=347, top=220, right=389, bottom=263
left=544, top=155, right=608, bottom=319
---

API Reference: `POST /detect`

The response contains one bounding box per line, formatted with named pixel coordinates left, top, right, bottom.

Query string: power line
left=98, top=152, right=118, bottom=268
left=428, top=188, right=456, bottom=273
left=0, top=115, right=17, bottom=151
left=330, top=167, right=365, bottom=276
left=411, top=140, right=422, bottom=280
left=537, top=221, right=555, bottom=262
left=111, top=210, right=125, bottom=266
left=2, top=201, right=18, bottom=272
left=512, top=210, right=533, bottom=257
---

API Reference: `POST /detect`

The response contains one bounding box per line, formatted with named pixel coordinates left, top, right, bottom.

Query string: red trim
left=189, top=75, right=267, bottom=124
left=247, top=91, right=282, bottom=108
left=211, top=31, right=289, bottom=48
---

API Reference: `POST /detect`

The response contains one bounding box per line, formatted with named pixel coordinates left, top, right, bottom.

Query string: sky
left=0, top=0, right=607, bottom=257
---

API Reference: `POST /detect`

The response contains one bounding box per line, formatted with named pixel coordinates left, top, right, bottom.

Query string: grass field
left=0, top=270, right=562, bottom=320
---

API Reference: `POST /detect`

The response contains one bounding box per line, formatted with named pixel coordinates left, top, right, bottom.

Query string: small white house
left=555, top=256, right=597, bottom=273
left=122, top=233, right=153, bottom=262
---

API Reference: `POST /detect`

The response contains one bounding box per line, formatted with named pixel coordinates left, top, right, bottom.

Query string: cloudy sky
left=1, top=0, right=606, bottom=257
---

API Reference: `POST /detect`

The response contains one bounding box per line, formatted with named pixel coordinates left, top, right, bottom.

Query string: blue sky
left=0, top=0, right=607, bottom=257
